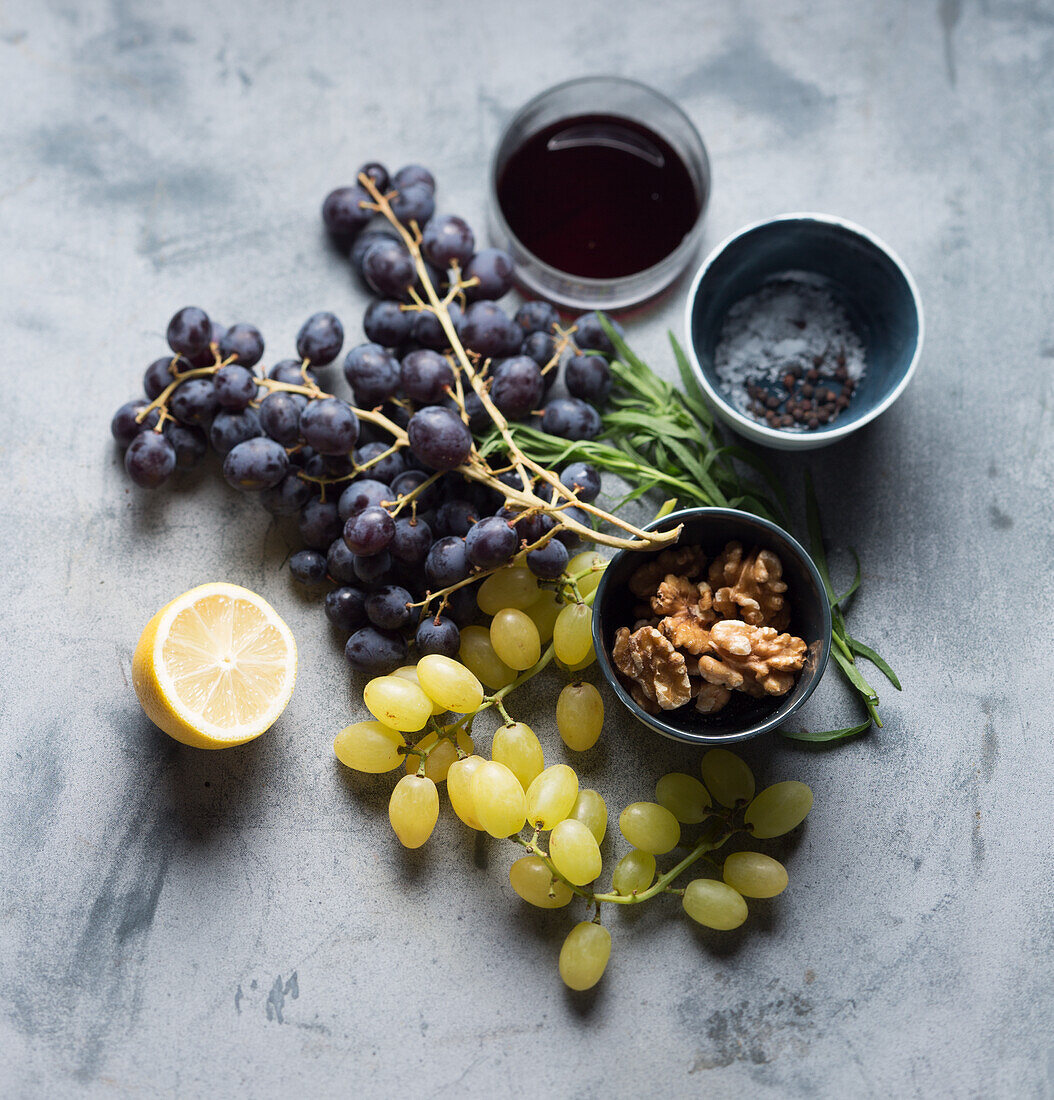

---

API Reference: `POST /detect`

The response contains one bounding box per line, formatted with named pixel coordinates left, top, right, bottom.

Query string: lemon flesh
left=132, top=582, right=297, bottom=749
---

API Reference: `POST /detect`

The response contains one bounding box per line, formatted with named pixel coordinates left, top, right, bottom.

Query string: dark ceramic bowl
left=684, top=214, right=923, bottom=450
left=592, top=508, right=832, bottom=745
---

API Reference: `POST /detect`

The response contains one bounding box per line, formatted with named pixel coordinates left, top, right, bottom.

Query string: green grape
left=722, top=851, right=789, bottom=898
left=569, top=788, right=607, bottom=843
left=447, top=754, right=485, bottom=830
left=404, top=729, right=474, bottom=782
left=556, top=682, right=603, bottom=751
left=655, top=772, right=711, bottom=823
left=700, top=748, right=755, bottom=807
left=363, top=675, right=433, bottom=733
left=477, top=566, right=538, bottom=615
left=618, top=801, right=680, bottom=855
left=416, top=654, right=484, bottom=713
left=524, top=589, right=562, bottom=643
left=388, top=774, right=440, bottom=849
left=392, top=664, right=445, bottom=715
left=558, top=922, right=611, bottom=991
left=333, top=720, right=406, bottom=773
left=557, top=652, right=596, bottom=673
left=567, top=550, right=606, bottom=596
left=491, top=721, right=544, bottom=790
left=549, top=818, right=602, bottom=885
left=459, top=625, right=517, bottom=689
left=553, top=602, right=593, bottom=666
left=472, top=760, right=527, bottom=837
left=682, top=878, right=748, bottom=930
left=508, top=855, right=573, bottom=909
left=612, top=849, right=656, bottom=896
left=525, top=764, right=579, bottom=830
left=745, top=781, right=814, bottom=838
left=490, top=608, right=541, bottom=671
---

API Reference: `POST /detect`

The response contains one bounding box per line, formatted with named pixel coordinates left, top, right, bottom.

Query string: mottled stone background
left=1, top=0, right=1052, bottom=1096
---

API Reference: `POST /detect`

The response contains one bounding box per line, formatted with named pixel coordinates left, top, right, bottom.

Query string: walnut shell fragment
left=612, top=625, right=693, bottom=711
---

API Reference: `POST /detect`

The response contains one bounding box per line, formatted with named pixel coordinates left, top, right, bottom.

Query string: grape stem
left=355, top=171, right=681, bottom=554
left=591, top=832, right=732, bottom=905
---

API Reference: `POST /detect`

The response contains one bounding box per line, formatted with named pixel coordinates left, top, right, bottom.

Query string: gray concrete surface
left=2, top=0, right=1052, bottom=1096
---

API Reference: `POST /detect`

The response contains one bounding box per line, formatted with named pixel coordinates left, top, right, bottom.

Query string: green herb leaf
left=832, top=647, right=880, bottom=705
left=781, top=718, right=872, bottom=743
left=833, top=548, right=862, bottom=609
left=848, top=638, right=903, bottom=690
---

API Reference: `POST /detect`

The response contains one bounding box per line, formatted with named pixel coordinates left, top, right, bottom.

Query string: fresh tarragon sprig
left=480, top=316, right=900, bottom=742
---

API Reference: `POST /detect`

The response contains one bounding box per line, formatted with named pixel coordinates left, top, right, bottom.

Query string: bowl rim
left=682, top=211, right=925, bottom=447
left=591, top=506, right=833, bottom=745
left=488, top=74, right=712, bottom=303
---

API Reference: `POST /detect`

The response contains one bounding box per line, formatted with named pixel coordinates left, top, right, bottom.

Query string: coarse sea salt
left=714, top=276, right=867, bottom=426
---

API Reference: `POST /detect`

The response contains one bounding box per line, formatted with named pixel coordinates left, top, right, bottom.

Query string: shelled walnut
left=612, top=626, right=693, bottom=710
left=628, top=545, right=705, bottom=598
left=651, top=574, right=716, bottom=655
left=611, top=539, right=808, bottom=718
left=708, top=542, right=790, bottom=630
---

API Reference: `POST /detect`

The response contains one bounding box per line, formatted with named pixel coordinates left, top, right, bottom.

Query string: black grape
left=407, top=406, right=472, bottom=470
left=392, top=165, right=436, bottom=193
left=111, top=400, right=160, bottom=447
left=165, top=423, right=208, bottom=470
left=290, top=549, right=328, bottom=585
left=223, top=437, right=289, bottom=491
left=210, top=408, right=263, bottom=455
left=259, top=392, right=302, bottom=445
left=514, top=300, right=559, bottom=336
left=565, top=353, right=612, bottom=405
left=300, top=398, right=359, bottom=455
left=169, top=377, right=218, bottom=425
left=213, top=364, right=258, bottom=409
left=463, top=249, right=514, bottom=301
left=421, top=215, right=475, bottom=270
left=325, top=586, right=368, bottom=632
left=337, top=478, right=392, bottom=522
left=296, top=312, right=344, bottom=366
left=343, top=343, right=401, bottom=407
left=345, top=626, right=407, bottom=674
left=365, top=585, right=413, bottom=630
left=415, top=616, right=460, bottom=658
left=343, top=505, right=395, bottom=555
left=465, top=515, right=517, bottom=569
left=400, top=349, right=454, bottom=404
left=166, top=307, right=211, bottom=358
left=125, top=431, right=176, bottom=488
left=218, top=323, right=265, bottom=368
left=559, top=461, right=601, bottom=502
left=322, top=186, right=372, bottom=240
left=526, top=537, right=568, bottom=580
left=363, top=300, right=413, bottom=348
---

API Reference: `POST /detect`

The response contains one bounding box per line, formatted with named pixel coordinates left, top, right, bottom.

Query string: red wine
left=497, top=113, right=702, bottom=280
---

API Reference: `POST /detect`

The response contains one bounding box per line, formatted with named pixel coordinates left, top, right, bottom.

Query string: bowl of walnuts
left=591, top=508, right=832, bottom=744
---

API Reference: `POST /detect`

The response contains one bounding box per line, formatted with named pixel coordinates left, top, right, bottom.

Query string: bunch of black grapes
left=109, top=161, right=617, bottom=676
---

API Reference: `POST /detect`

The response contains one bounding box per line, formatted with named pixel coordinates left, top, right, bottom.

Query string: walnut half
left=704, top=619, right=807, bottom=697
left=612, top=625, right=693, bottom=711
left=709, top=542, right=790, bottom=630
left=652, top=574, right=716, bottom=655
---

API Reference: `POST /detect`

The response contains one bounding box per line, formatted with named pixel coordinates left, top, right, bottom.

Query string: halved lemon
left=132, top=582, right=297, bottom=749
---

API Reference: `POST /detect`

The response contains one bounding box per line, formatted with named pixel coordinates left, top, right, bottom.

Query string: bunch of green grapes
left=334, top=551, right=814, bottom=991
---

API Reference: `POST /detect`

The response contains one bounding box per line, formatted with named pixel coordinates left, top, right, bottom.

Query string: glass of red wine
left=489, top=76, right=711, bottom=310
